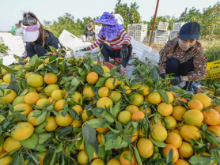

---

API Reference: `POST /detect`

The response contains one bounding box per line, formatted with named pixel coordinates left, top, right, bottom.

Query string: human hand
left=170, top=76, right=183, bottom=85
left=120, top=44, right=128, bottom=58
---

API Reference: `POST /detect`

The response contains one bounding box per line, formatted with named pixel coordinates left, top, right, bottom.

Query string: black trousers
left=166, top=58, right=194, bottom=87
left=26, top=43, right=47, bottom=58
left=100, top=42, right=132, bottom=67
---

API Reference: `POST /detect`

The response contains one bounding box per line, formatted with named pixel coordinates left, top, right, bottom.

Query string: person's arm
left=120, top=30, right=131, bottom=46
left=158, top=44, right=169, bottom=74
left=185, top=47, right=207, bottom=81
left=86, top=36, right=105, bottom=50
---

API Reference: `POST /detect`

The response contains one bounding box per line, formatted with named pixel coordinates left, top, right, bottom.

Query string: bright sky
left=0, top=0, right=218, bottom=31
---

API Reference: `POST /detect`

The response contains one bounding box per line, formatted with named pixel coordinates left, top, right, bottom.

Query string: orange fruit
left=207, top=126, right=220, bottom=139
left=51, top=89, right=64, bottom=100
left=97, top=134, right=103, bottom=144
left=131, top=93, right=144, bottom=106
left=95, top=119, right=109, bottom=133
left=12, top=96, right=25, bottom=106
left=102, top=66, right=110, bottom=73
left=27, top=110, right=46, bottom=126
left=157, top=102, right=173, bottom=116
left=183, top=109, right=204, bottom=126
left=24, top=92, right=40, bottom=104
left=86, top=72, right=99, bottom=84
left=175, top=97, right=188, bottom=105
left=98, top=87, right=109, bottom=97
left=82, top=110, right=95, bottom=121
left=3, top=137, right=21, bottom=153
left=14, top=103, right=33, bottom=117
left=45, top=116, right=58, bottom=131
left=11, top=122, right=34, bottom=141
left=130, top=130, right=138, bottom=143
left=25, top=72, right=35, bottom=79
left=0, top=152, right=12, bottom=165
left=83, top=86, right=95, bottom=98
left=36, top=99, right=51, bottom=108
left=0, top=89, right=17, bottom=104
left=148, top=91, right=161, bottom=104
left=118, top=111, right=131, bottom=125
left=151, top=117, right=162, bottom=125
left=137, top=138, right=154, bottom=158
left=91, top=159, right=105, bottom=165
left=132, top=111, right=145, bottom=121
left=170, top=129, right=181, bottom=138
left=172, top=106, right=187, bottom=121
left=27, top=74, right=44, bottom=88
left=3, top=74, right=11, bottom=83
left=162, top=92, right=174, bottom=103
left=139, top=106, right=151, bottom=115
left=187, top=100, right=203, bottom=111
left=71, top=105, right=83, bottom=116
left=214, top=105, right=220, bottom=114
left=71, top=92, right=82, bottom=104
left=124, top=86, right=132, bottom=94
left=105, top=78, right=119, bottom=90
left=164, top=116, right=177, bottom=129
left=107, top=158, right=121, bottom=165
left=120, top=150, right=137, bottom=165
left=180, top=125, right=201, bottom=142
left=125, top=105, right=139, bottom=115
left=163, top=144, right=179, bottom=163
left=109, top=91, right=122, bottom=103
left=44, top=73, right=57, bottom=84
left=38, top=151, right=47, bottom=165
left=202, top=109, right=220, bottom=125
left=96, top=97, right=113, bottom=109
left=55, top=110, right=73, bottom=126
left=44, top=84, right=59, bottom=96
left=150, top=124, right=167, bottom=141
left=192, top=93, right=211, bottom=108
left=178, top=142, right=193, bottom=158
left=71, top=119, right=82, bottom=128
left=54, top=99, right=66, bottom=111
left=138, top=85, right=150, bottom=96
left=77, top=150, right=89, bottom=165
left=175, top=159, right=190, bottom=165
left=166, top=132, right=182, bottom=148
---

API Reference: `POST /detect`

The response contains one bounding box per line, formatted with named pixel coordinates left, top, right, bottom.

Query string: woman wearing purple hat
left=22, top=12, right=62, bottom=57
left=159, top=21, right=207, bottom=93
left=81, top=12, right=132, bottom=74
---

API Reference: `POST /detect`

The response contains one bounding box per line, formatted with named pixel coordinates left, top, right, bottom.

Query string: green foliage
left=114, top=0, right=142, bottom=30
left=205, top=41, right=220, bottom=62
left=44, top=1, right=220, bottom=38
left=0, top=43, right=8, bottom=54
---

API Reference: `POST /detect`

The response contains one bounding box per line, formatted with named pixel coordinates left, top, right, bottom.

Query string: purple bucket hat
left=22, top=23, right=40, bottom=42
left=95, top=12, right=124, bottom=40
left=93, top=12, right=117, bottom=25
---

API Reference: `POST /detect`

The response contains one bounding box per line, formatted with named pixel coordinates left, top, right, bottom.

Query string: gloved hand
left=170, top=76, right=183, bottom=86
left=120, top=44, right=128, bottom=58
left=160, top=73, right=166, bottom=79
left=80, top=48, right=87, bottom=51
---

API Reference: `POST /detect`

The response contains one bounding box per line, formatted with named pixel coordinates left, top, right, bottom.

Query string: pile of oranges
left=0, top=55, right=219, bottom=165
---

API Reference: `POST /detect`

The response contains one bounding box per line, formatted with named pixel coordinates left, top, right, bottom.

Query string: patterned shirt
left=158, top=38, right=207, bottom=81
left=87, top=29, right=131, bottom=50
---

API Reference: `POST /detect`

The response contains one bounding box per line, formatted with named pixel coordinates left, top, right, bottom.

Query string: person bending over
left=159, top=21, right=207, bottom=93
left=81, top=12, right=132, bottom=74
left=23, top=12, right=62, bottom=57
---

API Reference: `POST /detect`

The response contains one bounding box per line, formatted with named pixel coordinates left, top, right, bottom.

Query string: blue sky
left=0, top=0, right=218, bottom=31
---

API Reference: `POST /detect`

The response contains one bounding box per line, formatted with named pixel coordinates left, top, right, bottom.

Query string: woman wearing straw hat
left=81, top=12, right=132, bottom=74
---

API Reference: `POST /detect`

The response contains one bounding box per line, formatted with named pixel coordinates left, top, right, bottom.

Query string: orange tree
left=114, top=0, right=141, bottom=30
